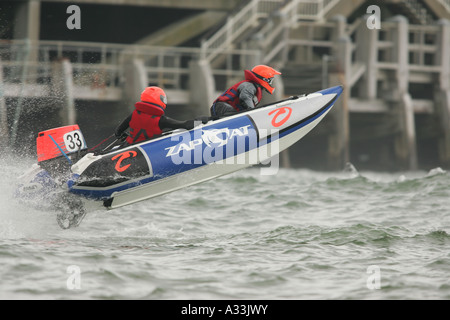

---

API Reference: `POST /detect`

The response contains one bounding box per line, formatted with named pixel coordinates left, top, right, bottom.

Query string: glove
left=115, top=128, right=123, bottom=138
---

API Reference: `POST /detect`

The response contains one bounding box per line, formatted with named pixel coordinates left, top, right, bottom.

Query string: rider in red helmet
left=115, top=86, right=203, bottom=144
left=210, top=65, right=282, bottom=117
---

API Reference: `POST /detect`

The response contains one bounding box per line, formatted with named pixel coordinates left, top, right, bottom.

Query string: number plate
left=63, top=130, right=86, bottom=152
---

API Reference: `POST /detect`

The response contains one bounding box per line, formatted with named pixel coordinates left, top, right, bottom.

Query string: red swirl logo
left=111, top=151, right=137, bottom=172
left=268, top=107, right=292, bottom=127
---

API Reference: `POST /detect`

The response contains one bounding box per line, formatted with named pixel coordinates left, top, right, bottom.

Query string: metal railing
left=294, top=0, right=341, bottom=21
left=200, top=0, right=340, bottom=64
left=0, top=40, right=124, bottom=89
left=200, top=0, right=283, bottom=63
left=255, top=0, right=340, bottom=66
left=0, top=39, right=261, bottom=95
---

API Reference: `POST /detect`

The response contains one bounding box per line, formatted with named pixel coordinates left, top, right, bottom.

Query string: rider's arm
left=159, top=116, right=195, bottom=131
left=238, top=82, right=258, bottom=110
left=115, top=114, right=132, bottom=137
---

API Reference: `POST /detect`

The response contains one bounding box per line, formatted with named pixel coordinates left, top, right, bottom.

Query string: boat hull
left=68, top=86, right=343, bottom=208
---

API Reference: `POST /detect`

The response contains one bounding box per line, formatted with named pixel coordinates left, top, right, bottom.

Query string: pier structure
left=2, top=0, right=450, bottom=170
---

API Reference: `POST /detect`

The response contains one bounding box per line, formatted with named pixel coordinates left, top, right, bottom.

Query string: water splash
left=0, top=154, right=61, bottom=238
left=343, top=162, right=359, bottom=177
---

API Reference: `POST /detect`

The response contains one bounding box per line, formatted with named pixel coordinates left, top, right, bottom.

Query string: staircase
left=200, top=0, right=341, bottom=64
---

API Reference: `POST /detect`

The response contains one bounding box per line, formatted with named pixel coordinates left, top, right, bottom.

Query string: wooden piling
left=355, top=16, right=378, bottom=100
left=327, top=33, right=350, bottom=171
left=390, top=16, right=418, bottom=170
left=435, top=19, right=450, bottom=168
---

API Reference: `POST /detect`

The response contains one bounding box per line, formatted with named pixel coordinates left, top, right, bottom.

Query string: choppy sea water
left=1, top=155, right=450, bottom=301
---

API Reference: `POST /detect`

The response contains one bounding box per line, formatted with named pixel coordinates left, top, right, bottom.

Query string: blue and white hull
left=69, top=86, right=343, bottom=209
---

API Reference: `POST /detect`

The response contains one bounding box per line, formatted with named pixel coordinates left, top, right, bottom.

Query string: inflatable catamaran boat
left=15, top=86, right=343, bottom=229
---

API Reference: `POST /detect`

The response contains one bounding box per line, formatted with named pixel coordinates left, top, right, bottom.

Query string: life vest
left=213, top=70, right=262, bottom=111
left=126, top=101, right=164, bottom=144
